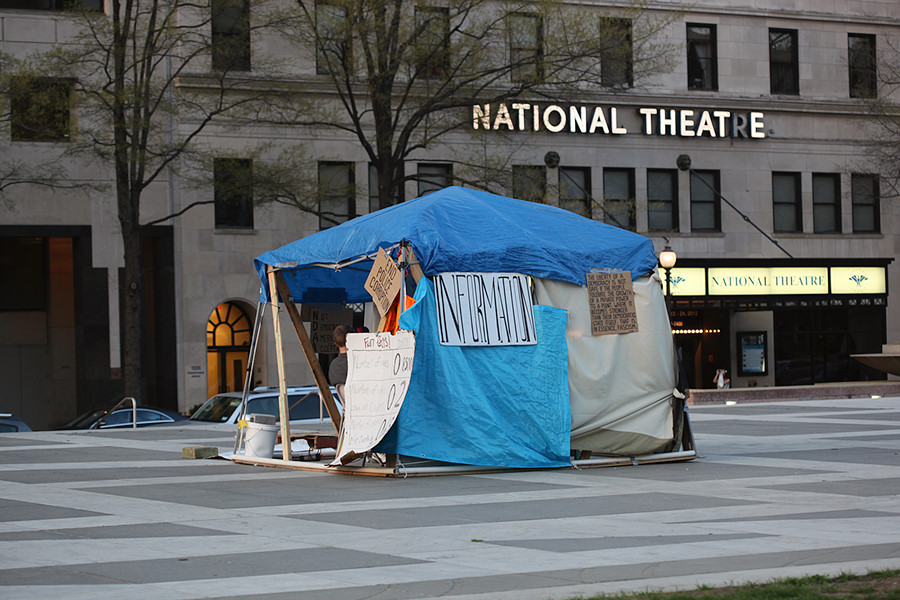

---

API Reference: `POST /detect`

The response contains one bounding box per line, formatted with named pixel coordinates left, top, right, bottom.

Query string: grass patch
left=579, top=570, right=899, bottom=600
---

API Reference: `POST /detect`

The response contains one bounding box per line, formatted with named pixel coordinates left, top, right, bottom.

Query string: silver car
left=190, top=386, right=341, bottom=428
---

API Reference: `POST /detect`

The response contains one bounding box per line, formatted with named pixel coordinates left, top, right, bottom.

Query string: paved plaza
left=1, top=395, right=899, bottom=599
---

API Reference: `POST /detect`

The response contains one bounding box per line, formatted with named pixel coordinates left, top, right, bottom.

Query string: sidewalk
left=1, top=394, right=899, bottom=600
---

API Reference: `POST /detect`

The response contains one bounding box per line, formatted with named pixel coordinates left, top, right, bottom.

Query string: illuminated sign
left=830, top=267, right=886, bottom=294
left=666, top=267, right=706, bottom=296
left=707, top=267, right=828, bottom=295
left=472, top=103, right=766, bottom=139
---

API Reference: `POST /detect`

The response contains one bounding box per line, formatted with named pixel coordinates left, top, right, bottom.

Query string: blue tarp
left=373, top=278, right=571, bottom=468
left=254, top=186, right=657, bottom=304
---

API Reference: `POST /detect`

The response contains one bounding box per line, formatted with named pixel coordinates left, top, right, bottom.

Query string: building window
left=211, top=0, right=251, bottom=72
left=214, top=158, right=254, bottom=229
left=0, top=1, right=102, bottom=9
left=368, top=163, right=403, bottom=212
left=318, top=162, right=355, bottom=229
left=316, top=1, right=351, bottom=76
left=600, top=17, right=632, bottom=88
left=769, top=28, right=798, bottom=95
left=10, top=77, right=72, bottom=142
left=602, top=168, right=635, bottom=230
left=0, top=237, right=46, bottom=311
left=812, top=173, right=841, bottom=234
left=848, top=33, right=877, bottom=99
left=417, top=163, right=452, bottom=197
left=647, top=169, right=678, bottom=232
left=512, top=165, right=546, bottom=203
left=687, top=24, right=717, bottom=91
left=415, top=6, right=450, bottom=79
left=509, top=12, right=543, bottom=83
left=851, top=174, right=879, bottom=233
left=772, top=172, right=802, bottom=233
left=559, top=167, right=591, bottom=218
left=690, top=170, right=720, bottom=232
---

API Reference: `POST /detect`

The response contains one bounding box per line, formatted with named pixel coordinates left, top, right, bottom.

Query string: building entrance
left=206, top=302, right=252, bottom=399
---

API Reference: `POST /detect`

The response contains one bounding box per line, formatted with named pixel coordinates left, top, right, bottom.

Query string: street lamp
left=658, top=243, right=677, bottom=297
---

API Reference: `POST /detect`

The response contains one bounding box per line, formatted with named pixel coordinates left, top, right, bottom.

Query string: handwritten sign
left=307, top=307, right=354, bottom=353
left=364, top=248, right=403, bottom=317
left=434, top=272, right=537, bottom=346
left=330, top=330, right=415, bottom=466
left=585, top=271, right=638, bottom=336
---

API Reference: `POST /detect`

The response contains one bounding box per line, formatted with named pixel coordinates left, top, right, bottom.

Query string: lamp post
left=658, top=243, right=677, bottom=298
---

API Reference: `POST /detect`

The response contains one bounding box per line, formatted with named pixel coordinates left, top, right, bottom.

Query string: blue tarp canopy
left=254, top=186, right=657, bottom=303
left=253, top=186, right=661, bottom=468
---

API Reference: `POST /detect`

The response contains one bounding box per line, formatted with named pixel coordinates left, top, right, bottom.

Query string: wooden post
left=272, top=270, right=343, bottom=432
left=407, top=247, right=425, bottom=284
left=267, top=268, right=292, bottom=461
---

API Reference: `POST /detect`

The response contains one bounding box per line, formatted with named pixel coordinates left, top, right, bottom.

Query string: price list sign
left=330, top=330, right=415, bottom=466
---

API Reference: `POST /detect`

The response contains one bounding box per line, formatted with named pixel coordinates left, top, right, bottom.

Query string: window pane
left=769, top=29, right=798, bottom=94
left=851, top=174, right=879, bottom=233
left=812, top=173, right=840, bottom=233
left=600, top=18, right=632, bottom=88
left=417, top=163, right=452, bottom=196
left=602, top=168, right=634, bottom=230
left=214, top=158, right=254, bottom=229
left=509, top=13, right=543, bottom=82
left=849, top=34, right=876, bottom=99
left=318, top=162, right=355, bottom=229
left=512, top=165, right=546, bottom=203
left=11, top=77, right=72, bottom=142
left=647, top=170, right=677, bottom=232
left=772, top=172, right=801, bottom=233
left=415, top=7, right=450, bottom=78
left=316, top=2, right=351, bottom=75
left=559, top=167, right=591, bottom=217
left=690, top=170, right=719, bottom=232
left=687, top=24, right=716, bottom=90
left=212, top=0, right=251, bottom=71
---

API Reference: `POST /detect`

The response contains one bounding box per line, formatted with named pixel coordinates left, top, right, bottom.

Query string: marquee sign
left=665, top=265, right=886, bottom=297
left=473, top=103, right=766, bottom=139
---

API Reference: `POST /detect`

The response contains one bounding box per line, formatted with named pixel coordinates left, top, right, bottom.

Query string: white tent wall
left=533, top=272, right=679, bottom=455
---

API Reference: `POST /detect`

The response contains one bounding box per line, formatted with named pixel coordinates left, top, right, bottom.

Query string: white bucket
left=244, top=421, right=279, bottom=459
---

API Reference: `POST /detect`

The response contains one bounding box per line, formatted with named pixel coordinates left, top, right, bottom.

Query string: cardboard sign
left=306, top=307, right=354, bottom=353
left=585, top=271, right=638, bottom=336
left=364, top=248, right=403, bottom=317
left=330, top=330, right=415, bottom=466
left=434, top=272, right=537, bottom=346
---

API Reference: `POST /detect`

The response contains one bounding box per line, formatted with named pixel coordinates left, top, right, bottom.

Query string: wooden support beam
left=272, top=270, right=343, bottom=432
left=267, top=268, right=293, bottom=461
left=407, top=247, right=425, bottom=284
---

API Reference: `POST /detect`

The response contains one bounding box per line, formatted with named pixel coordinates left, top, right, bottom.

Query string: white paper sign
left=434, top=272, right=537, bottom=346
left=330, top=330, right=415, bottom=466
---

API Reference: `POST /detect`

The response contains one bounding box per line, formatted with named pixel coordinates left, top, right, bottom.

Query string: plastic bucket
left=244, top=421, right=279, bottom=459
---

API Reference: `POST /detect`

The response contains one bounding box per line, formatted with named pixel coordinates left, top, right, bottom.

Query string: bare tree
left=864, top=36, right=900, bottom=199
left=280, top=0, right=680, bottom=210
left=1, top=0, right=298, bottom=402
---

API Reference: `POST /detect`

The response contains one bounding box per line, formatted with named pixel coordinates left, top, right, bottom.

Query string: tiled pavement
left=1, top=396, right=899, bottom=599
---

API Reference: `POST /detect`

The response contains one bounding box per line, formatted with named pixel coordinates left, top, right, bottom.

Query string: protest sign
left=585, top=271, right=639, bottom=336
left=434, top=272, right=537, bottom=346
left=364, top=248, right=403, bottom=317
left=306, top=307, right=354, bottom=353
left=330, top=330, right=415, bottom=466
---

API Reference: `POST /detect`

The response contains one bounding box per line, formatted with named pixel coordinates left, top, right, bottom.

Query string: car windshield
left=62, top=409, right=108, bottom=429
left=190, top=396, right=242, bottom=423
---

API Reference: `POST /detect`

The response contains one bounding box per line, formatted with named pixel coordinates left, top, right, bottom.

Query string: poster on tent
left=330, top=330, right=415, bottom=466
left=434, top=272, right=537, bottom=346
left=585, top=271, right=639, bottom=335
left=364, top=247, right=403, bottom=317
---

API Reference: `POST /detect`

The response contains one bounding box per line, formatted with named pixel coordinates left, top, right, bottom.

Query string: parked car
left=0, top=413, right=33, bottom=433
left=190, top=385, right=341, bottom=429
left=61, top=406, right=187, bottom=430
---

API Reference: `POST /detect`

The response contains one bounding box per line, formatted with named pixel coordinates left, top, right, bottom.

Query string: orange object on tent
left=379, top=294, right=415, bottom=333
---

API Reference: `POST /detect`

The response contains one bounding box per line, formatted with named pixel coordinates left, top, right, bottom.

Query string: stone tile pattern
left=1, top=399, right=899, bottom=600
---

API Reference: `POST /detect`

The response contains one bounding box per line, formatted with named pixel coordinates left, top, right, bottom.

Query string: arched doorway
left=207, top=302, right=253, bottom=399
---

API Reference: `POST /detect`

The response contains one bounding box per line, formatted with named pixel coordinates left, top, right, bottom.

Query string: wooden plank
left=407, top=247, right=425, bottom=284
left=272, top=270, right=343, bottom=432
left=267, top=268, right=293, bottom=461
